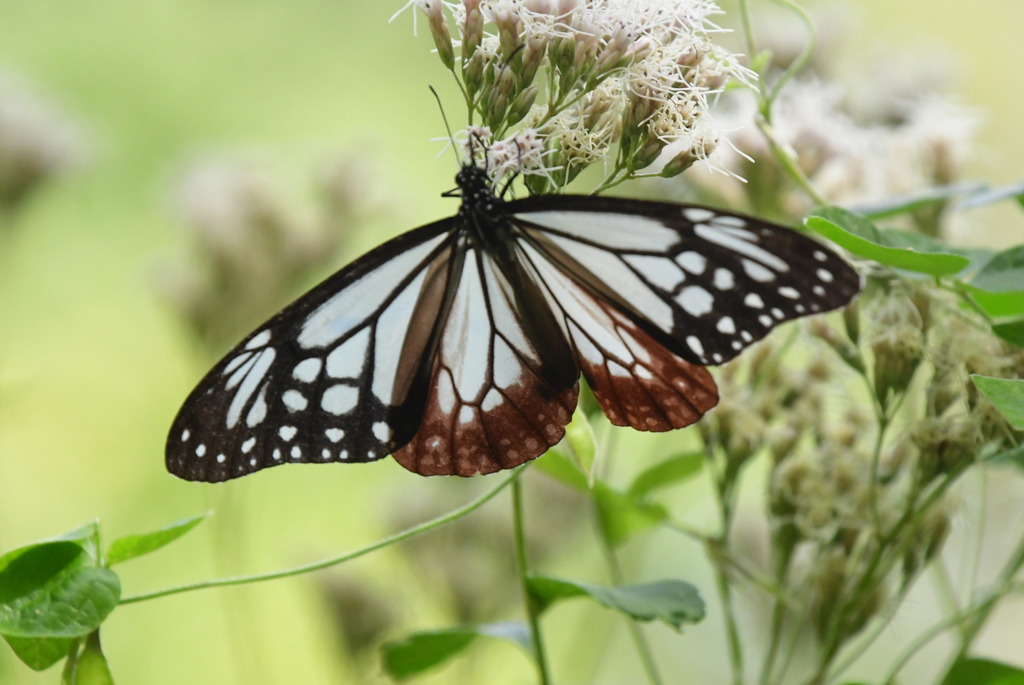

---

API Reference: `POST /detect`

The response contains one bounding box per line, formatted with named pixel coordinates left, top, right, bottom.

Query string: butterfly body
left=167, top=165, right=859, bottom=481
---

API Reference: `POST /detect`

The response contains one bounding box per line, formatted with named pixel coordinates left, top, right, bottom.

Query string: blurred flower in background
left=0, top=70, right=88, bottom=222
left=157, top=152, right=371, bottom=352
left=677, top=10, right=977, bottom=236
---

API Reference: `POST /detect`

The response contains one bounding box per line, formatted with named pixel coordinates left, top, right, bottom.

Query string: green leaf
left=66, top=631, right=114, bottom=685
left=972, top=375, right=1024, bottom=430
left=628, top=452, right=704, bottom=498
left=963, top=287, right=1024, bottom=319
left=992, top=318, right=1024, bottom=349
left=381, top=622, right=530, bottom=680
left=535, top=448, right=588, bottom=491
left=805, top=207, right=969, bottom=276
left=852, top=182, right=985, bottom=219
left=940, top=657, right=1024, bottom=685
left=2, top=634, right=73, bottom=671
left=972, top=246, right=1024, bottom=293
left=0, top=541, right=120, bottom=638
left=52, top=523, right=102, bottom=565
left=527, top=576, right=704, bottom=630
left=594, top=483, right=668, bottom=547
left=105, top=513, right=207, bottom=566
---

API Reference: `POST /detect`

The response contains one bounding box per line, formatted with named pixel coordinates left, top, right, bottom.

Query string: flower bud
left=462, top=0, right=484, bottom=59
left=420, top=0, right=455, bottom=70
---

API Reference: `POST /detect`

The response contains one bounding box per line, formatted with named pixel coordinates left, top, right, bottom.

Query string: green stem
left=762, top=0, right=816, bottom=112
left=597, top=514, right=663, bottom=685
left=512, top=477, right=553, bottom=685
left=706, top=430, right=745, bottom=685
left=707, top=538, right=746, bottom=685
left=119, top=469, right=521, bottom=605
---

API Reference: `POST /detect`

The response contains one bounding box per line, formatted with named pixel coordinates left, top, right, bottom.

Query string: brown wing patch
left=393, top=362, right=578, bottom=476
left=573, top=302, right=718, bottom=431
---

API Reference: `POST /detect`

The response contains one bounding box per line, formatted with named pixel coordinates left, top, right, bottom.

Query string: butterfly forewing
left=167, top=219, right=457, bottom=482
left=509, top=195, right=861, bottom=367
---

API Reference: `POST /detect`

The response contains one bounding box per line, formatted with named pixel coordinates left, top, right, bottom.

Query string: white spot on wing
left=713, top=268, right=735, bottom=290
left=817, top=268, right=834, bottom=283
left=778, top=286, right=800, bottom=299
left=242, top=437, right=256, bottom=453
left=745, top=293, right=764, bottom=308
left=709, top=215, right=749, bottom=229
left=216, top=453, right=226, bottom=463
left=372, top=421, right=392, bottom=443
left=325, top=428, right=345, bottom=443
left=687, top=335, right=705, bottom=358
left=717, top=316, right=736, bottom=334
left=195, top=444, right=206, bottom=457
left=482, top=388, right=504, bottom=411
left=322, top=384, right=358, bottom=415
left=742, top=259, right=775, bottom=283
left=676, top=251, right=707, bottom=275
left=292, top=358, right=322, bottom=383
left=279, top=425, right=297, bottom=442
left=290, top=445, right=302, bottom=460
left=245, top=330, right=272, bottom=349
left=682, top=207, right=715, bottom=222
left=678, top=286, right=714, bottom=317
left=282, top=389, right=308, bottom=412
left=181, top=429, right=190, bottom=442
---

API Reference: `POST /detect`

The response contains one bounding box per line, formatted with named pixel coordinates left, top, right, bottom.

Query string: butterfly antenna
left=429, top=86, right=462, bottom=167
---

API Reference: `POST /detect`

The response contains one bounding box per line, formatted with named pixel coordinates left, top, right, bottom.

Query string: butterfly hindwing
left=167, top=219, right=457, bottom=482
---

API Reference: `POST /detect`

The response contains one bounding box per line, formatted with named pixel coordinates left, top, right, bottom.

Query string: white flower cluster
left=395, top=0, right=752, bottom=192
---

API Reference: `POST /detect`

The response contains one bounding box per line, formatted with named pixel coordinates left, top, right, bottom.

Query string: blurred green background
left=1, top=1, right=1022, bottom=684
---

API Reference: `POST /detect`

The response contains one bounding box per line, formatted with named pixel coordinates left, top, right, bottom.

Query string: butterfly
left=166, top=162, right=860, bottom=481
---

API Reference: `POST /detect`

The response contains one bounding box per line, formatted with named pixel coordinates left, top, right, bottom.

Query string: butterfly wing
left=392, top=231, right=580, bottom=476
left=506, top=195, right=860, bottom=431
left=166, top=219, right=459, bottom=482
